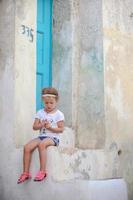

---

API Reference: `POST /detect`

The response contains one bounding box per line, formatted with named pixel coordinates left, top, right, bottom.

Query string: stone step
left=9, top=176, right=128, bottom=200
left=47, top=146, right=121, bottom=181
left=26, top=127, right=121, bottom=182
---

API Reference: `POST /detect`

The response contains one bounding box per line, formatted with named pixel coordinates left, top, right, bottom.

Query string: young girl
left=17, top=87, right=65, bottom=183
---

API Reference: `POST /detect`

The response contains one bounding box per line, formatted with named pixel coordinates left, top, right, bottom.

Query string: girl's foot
left=17, top=172, right=32, bottom=184
left=34, top=170, right=47, bottom=181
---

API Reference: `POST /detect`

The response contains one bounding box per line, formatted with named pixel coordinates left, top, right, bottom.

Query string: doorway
left=36, top=0, right=53, bottom=110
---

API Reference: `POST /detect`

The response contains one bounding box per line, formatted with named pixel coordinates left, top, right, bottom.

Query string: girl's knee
left=38, top=142, right=47, bottom=150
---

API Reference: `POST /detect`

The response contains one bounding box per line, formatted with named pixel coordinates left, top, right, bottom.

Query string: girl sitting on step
left=17, top=87, right=65, bottom=183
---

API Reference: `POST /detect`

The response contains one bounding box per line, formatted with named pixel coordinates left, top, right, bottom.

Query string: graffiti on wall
left=21, top=25, right=34, bottom=42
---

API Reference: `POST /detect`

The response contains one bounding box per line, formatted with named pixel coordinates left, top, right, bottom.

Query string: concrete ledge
left=47, top=146, right=121, bottom=181
left=43, top=127, right=121, bottom=181
left=83, top=179, right=127, bottom=200
left=5, top=174, right=128, bottom=200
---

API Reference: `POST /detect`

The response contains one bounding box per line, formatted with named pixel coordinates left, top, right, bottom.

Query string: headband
left=42, top=94, right=57, bottom=97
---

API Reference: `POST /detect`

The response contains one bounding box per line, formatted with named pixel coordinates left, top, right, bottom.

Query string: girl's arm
left=45, top=120, right=64, bottom=133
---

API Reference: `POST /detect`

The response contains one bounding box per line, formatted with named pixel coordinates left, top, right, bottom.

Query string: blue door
left=36, top=0, right=53, bottom=110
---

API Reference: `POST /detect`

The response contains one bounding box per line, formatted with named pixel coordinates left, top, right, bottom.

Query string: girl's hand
left=44, top=120, right=51, bottom=129
left=41, top=120, right=46, bottom=128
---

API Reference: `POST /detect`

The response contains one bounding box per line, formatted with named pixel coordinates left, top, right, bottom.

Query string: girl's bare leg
left=38, top=138, right=55, bottom=171
left=23, top=138, right=40, bottom=173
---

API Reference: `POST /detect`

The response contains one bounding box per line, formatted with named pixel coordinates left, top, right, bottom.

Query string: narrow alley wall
left=103, top=1, right=133, bottom=199
left=52, top=0, right=105, bottom=149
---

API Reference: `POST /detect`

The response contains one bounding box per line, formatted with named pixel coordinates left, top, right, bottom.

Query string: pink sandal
left=34, top=170, right=47, bottom=181
left=17, top=172, right=32, bottom=184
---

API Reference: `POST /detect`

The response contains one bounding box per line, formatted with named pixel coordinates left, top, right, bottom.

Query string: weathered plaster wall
left=0, top=0, right=14, bottom=139
left=52, top=0, right=72, bottom=127
left=14, top=0, right=36, bottom=146
left=103, top=0, right=133, bottom=199
left=52, top=0, right=105, bottom=149
left=0, top=0, right=15, bottom=199
left=77, top=0, right=105, bottom=149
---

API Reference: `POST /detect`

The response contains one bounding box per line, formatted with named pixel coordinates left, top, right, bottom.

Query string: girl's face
left=43, top=97, right=57, bottom=112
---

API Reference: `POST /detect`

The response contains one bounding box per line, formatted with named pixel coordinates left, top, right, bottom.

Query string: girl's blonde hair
left=42, top=87, right=59, bottom=100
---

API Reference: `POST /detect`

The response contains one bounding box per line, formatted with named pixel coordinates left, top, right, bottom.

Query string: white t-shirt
left=35, top=109, right=65, bottom=139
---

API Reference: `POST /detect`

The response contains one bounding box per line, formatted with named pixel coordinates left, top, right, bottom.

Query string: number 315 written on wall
left=21, top=25, right=34, bottom=42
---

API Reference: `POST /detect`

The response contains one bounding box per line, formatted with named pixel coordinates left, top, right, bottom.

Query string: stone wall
left=76, top=0, right=105, bottom=149
left=14, top=0, right=36, bottom=146
left=52, top=0, right=105, bottom=149
left=52, top=0, right=72, bottom=127
left=103, top=0, right=133, bottom=199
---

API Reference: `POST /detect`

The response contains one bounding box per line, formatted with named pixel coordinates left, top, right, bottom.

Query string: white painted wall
left=14, top=0, right=36, bottom=147
left=103, top=0, right=133, bottom=199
